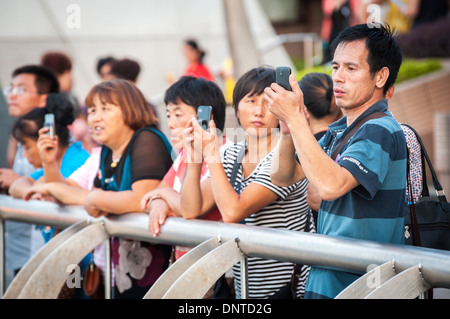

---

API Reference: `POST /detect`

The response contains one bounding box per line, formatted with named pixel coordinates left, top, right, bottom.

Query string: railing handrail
left=258, top=32, right=321, bottom=53
left=1, top=194, right=450, bottom=291
left=258, top=32, right=323, bottom=69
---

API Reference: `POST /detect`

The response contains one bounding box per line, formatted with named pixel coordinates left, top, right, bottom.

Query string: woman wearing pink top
left=23, top=146, right=101, bottom=202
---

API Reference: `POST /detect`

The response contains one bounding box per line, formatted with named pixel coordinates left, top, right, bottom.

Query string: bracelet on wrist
left=147, top=195, right=162, bottom=207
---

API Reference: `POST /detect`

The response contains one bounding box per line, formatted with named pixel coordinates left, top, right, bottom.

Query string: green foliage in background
left=395, top=58, right=442, bottom=83
left=292, top=58, right=443, bottom=84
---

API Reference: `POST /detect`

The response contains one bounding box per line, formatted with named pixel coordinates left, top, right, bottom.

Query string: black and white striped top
left=221, top=142, right=314, bottom=299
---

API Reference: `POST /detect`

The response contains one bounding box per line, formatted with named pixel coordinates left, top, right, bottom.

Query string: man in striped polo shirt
left=265, top=23, right=407, bottom=299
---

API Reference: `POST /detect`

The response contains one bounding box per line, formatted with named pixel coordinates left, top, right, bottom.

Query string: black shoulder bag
left=402, top=124, right=450, bottom=251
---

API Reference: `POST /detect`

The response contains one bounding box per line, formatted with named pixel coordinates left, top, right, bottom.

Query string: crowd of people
left=0, top=19, right=427, bottom=300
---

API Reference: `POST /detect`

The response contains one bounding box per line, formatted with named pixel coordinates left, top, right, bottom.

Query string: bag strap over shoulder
left=401, top=124, right=448, bottom=207
left=229, top=141, right=246, bottom=189
left=331, top=112, right=388, bottom=161
left=406, top=145, right=422, bottom=246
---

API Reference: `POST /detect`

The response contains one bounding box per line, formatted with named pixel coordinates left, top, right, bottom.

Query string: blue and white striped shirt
left=305, top=99, right=407, bottom=299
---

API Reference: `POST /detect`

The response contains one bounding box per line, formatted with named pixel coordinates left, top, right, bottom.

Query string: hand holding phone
left=197, top=105, right=212, bottom=132
left=44, top=113, right=55, bottom=138
left=276, top=66, right=292, bottom=91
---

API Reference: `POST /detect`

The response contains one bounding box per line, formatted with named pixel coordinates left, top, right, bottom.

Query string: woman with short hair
left=83, top=79, right=173, bottom=298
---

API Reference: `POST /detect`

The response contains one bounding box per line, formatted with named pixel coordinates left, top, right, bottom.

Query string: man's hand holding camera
left=264, top=73, right=308, bottom=132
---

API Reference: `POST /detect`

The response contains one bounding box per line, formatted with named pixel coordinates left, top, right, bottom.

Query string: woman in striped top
left=180, top=66, right=314, bottom=299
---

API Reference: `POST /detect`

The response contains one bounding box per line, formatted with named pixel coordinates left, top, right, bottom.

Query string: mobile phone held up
left=44, top=113, right=55, bottom=138
left=276, top=66, right=292, bottom=91
left=197, top=105, right=212, bottom=131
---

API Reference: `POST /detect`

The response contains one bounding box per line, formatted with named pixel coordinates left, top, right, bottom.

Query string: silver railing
left=1, top=194, right=450, bottom=299
left=258, top=33, right=323, bottom=69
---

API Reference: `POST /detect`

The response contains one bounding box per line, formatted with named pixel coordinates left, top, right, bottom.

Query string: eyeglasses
left=3, top=86, right=37, bottom=96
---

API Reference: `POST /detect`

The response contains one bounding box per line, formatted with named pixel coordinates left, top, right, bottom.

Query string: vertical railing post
left=104, top=237, right=112, bottom=299
left=240, top=257, right=248, bottom=299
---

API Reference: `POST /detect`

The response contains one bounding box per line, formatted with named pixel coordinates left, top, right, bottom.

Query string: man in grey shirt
left=1, top=65, right=59, bottom=284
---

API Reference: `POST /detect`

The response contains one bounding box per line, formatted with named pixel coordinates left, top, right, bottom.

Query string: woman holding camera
left=179, top=66, right=314, bottom=299
left=8, top=93, right=89, bottom=202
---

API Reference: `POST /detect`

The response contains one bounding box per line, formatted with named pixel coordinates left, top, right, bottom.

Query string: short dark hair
left=96, top=56, right=115, bottom=75
left=40, top=51, right=72, bottom=75
left=164, top=76, right=226, bottom=131
left=12, top=65, right=60, bottom=94
left=232, top=66, right=276, bottom=119
left=330, top=23, right=402, bottom=95
left=12, top=93, right=74, bottom=147
left=109, top=58, right=141, bottom=82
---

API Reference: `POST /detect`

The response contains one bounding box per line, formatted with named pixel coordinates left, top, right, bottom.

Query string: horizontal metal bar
left=0, top=195, right=88, bottom=228
left=1, top=195, right=450, bottom=289
left=258, top=33, right=320, bottom=53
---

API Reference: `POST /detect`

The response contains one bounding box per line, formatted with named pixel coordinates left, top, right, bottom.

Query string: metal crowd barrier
left=1, top=194, right=450, bottom=299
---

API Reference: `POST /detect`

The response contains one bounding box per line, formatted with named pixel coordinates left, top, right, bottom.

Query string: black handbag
left=403, top=124, right=450, bottom=250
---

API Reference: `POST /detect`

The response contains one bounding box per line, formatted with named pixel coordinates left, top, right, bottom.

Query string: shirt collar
left=328, top=99, right=389, bottom=133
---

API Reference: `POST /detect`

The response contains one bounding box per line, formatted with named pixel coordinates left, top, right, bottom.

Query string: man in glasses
left=1, top=65, right=59, bottom=286
left=2, top=65, right=59, bottom=181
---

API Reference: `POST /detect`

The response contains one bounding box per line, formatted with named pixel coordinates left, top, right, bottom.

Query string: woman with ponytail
left=298, top=73, right=343, bottom=225
left=8, top=93, right=90, bottom=200
left=299, top=72, right=342, bottom=141
left=182, top=38, right=215, bottom=82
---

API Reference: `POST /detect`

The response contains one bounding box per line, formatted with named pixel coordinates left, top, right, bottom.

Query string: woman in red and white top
left=141, top=76, right=229, bottom=260
left=181, top=39, right=215, bottom=82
